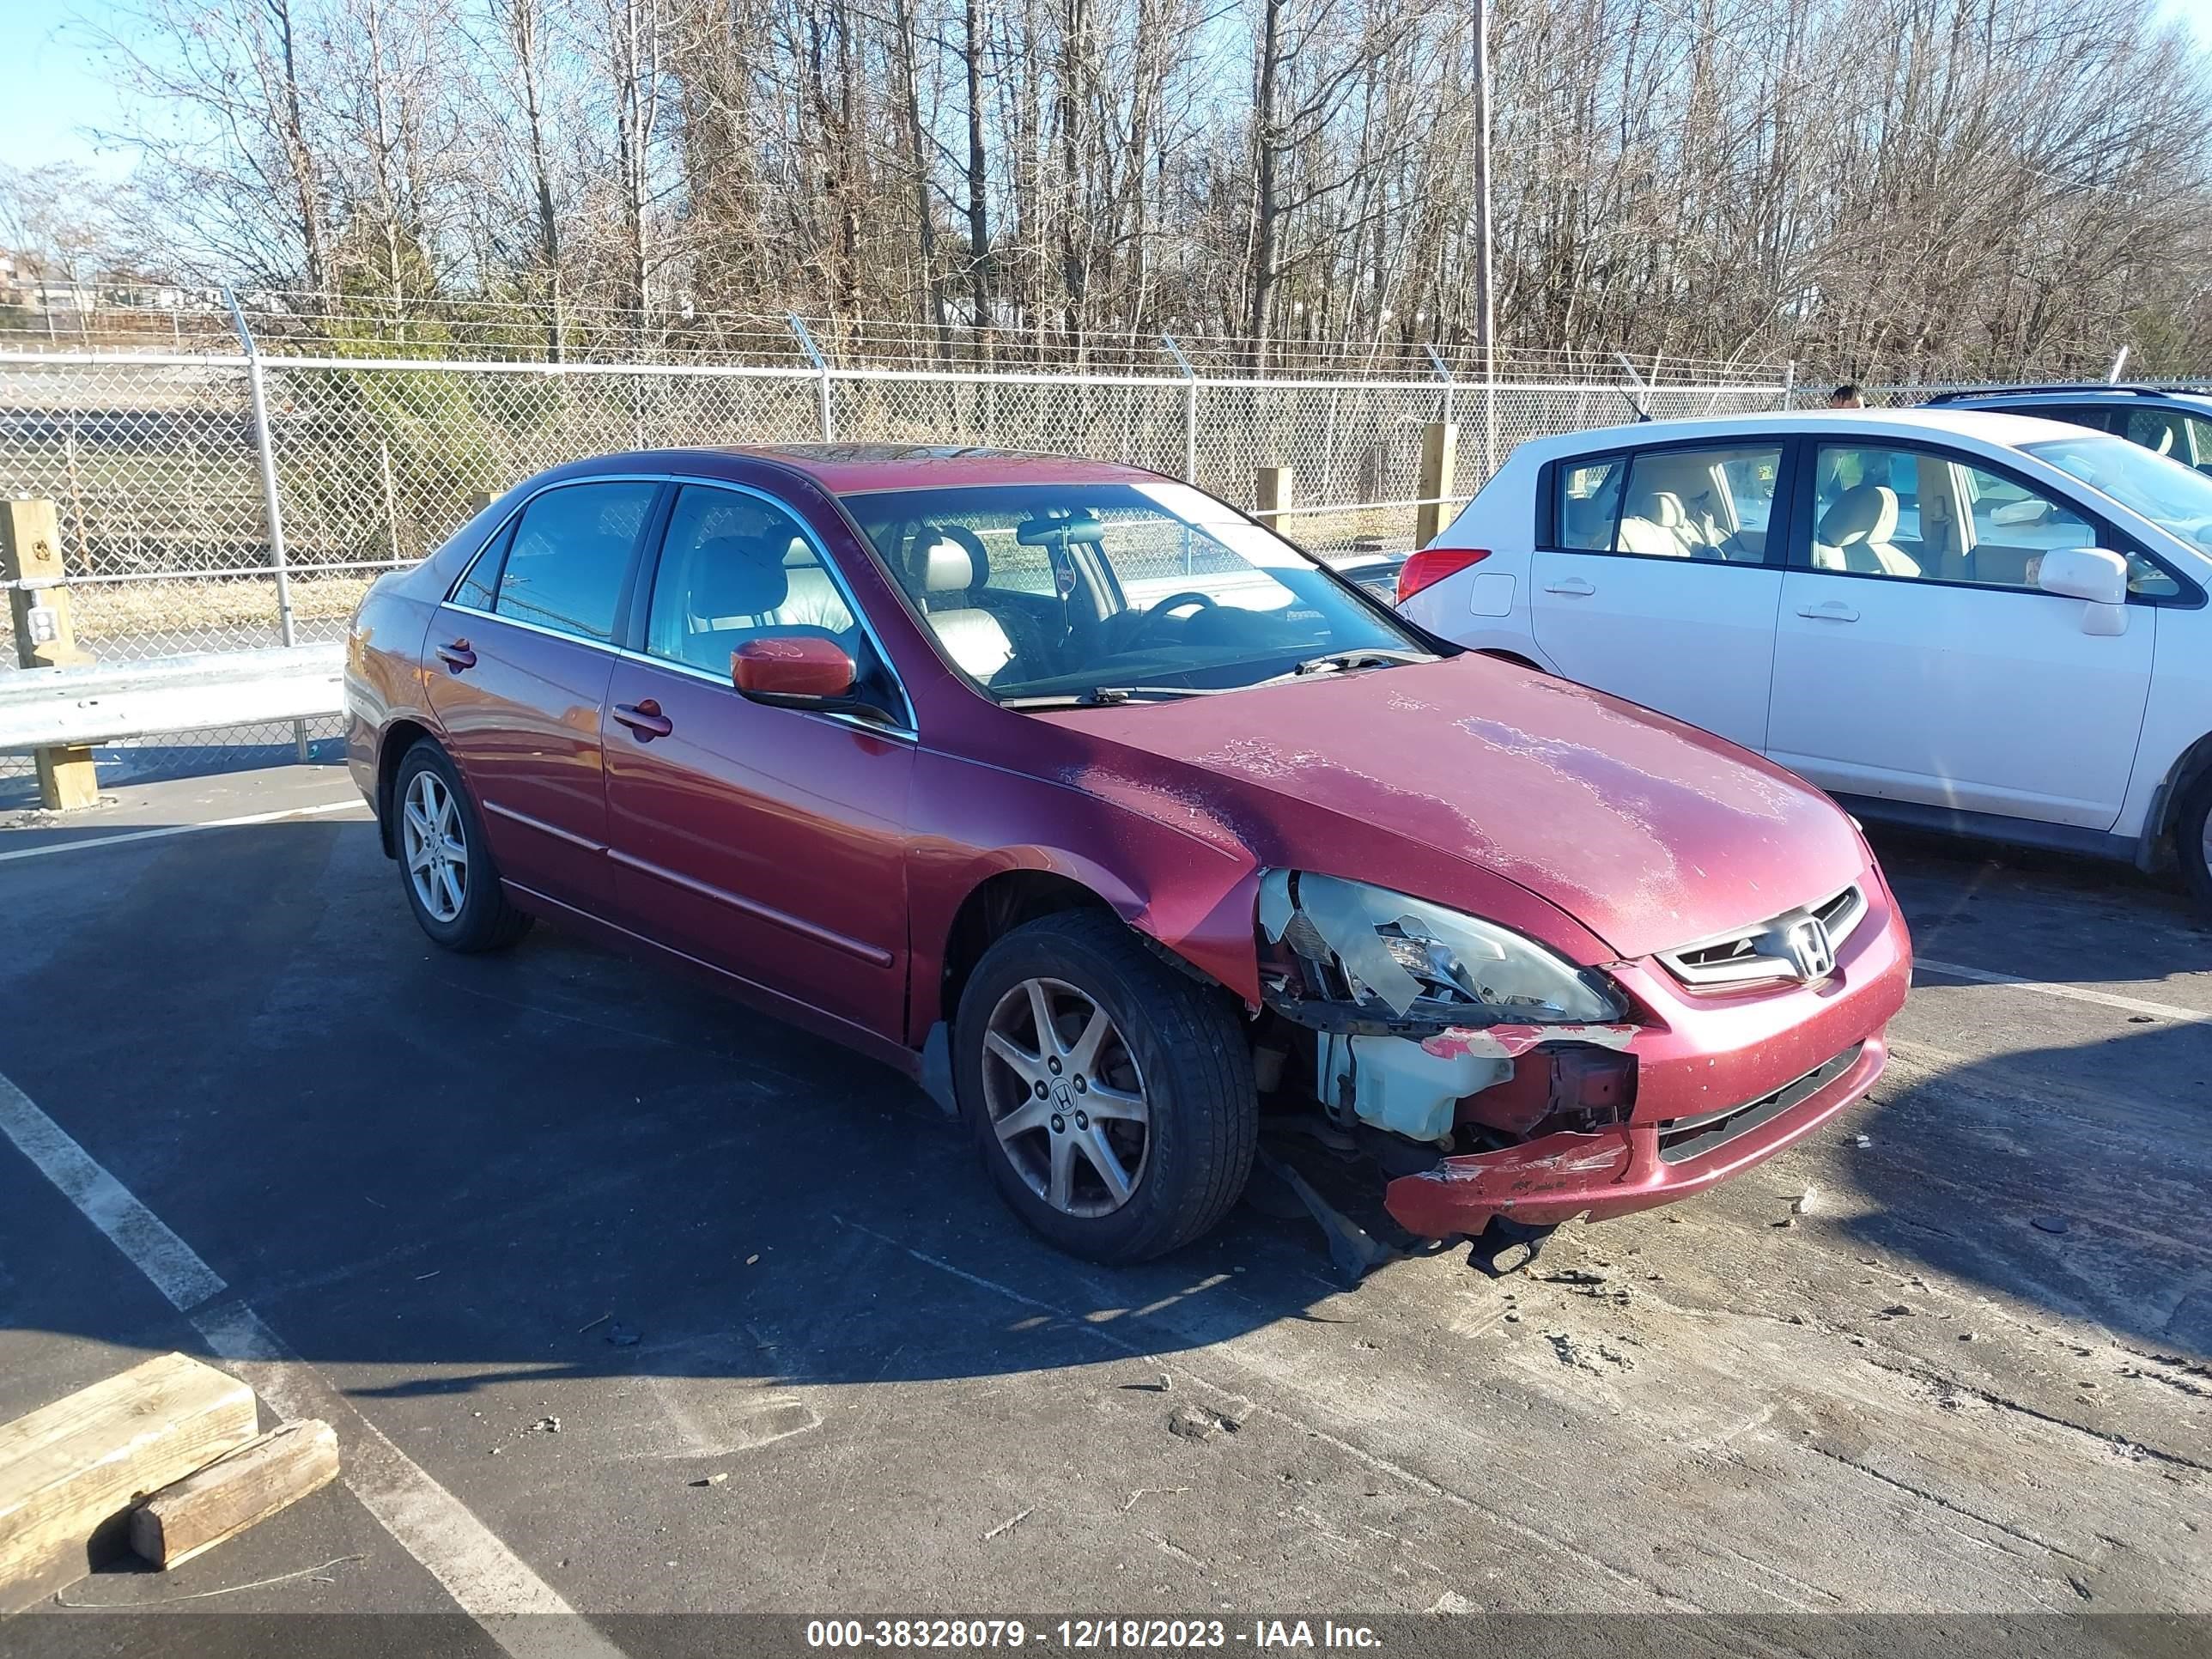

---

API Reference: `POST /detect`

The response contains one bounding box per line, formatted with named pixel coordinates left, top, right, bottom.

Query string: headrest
left=1818, top=483, right=1899, bottom=546
left=1630, top=489, right=1686, bottom=528
left=922, top=538, right=975, bottom=594
left=1016, top=511, right=1105, bottom=547
left=691, top=535, right=787, bottom=617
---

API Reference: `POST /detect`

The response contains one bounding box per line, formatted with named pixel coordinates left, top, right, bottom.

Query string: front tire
left=2179, top=771, right=2212, bottom=920
left=954, top=911, right=1256, bottom=1263
left=392, top=740, right=532, bottom=952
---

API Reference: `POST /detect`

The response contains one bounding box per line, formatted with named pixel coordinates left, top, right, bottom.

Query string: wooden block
left=1415, top=421, right=1459, bottom=549
left=1253, top=465, right=1293, bottom=525
left=3, top=497, right=100, bottom=810
left=130, top=1419, right=339, bottom=1570
left=34, top=744, right=100, bottom=811
left=0, top=1352, right=257, bottom=1612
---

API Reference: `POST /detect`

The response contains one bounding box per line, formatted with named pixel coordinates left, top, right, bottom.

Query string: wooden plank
left=0, top=1352, right=258, bottom=1612
left=1415, top=421, right=1458, bottom=549
left=130, top=1419, right=339, bottom=1570
left=2, top=497, right=100, bottom=809
left=1253, top=465, right=1293, bottom=526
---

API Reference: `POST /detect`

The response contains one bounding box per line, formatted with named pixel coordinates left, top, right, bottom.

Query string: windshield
left=843, top=480, right=1429, bottom=701
left=2023, top=434, right=2212, bottom=560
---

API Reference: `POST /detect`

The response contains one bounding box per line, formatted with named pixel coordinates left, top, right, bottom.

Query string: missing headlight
left=1258, top=869, right=1626, bottom=1025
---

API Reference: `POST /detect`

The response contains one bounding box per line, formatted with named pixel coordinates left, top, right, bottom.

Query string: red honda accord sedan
left=345, top=445, right=1911, bottom=1263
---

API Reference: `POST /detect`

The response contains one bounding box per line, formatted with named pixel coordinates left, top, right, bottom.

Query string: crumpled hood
left=1037, top=654, right=1868, bottom=962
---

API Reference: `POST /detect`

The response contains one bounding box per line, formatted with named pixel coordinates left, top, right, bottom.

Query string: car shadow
left=0, top=812, right=2205, bottom=1408
left=1836, top=1015, right=2212, bottom=1359
left=1868, top=823, right=2212, bottom=988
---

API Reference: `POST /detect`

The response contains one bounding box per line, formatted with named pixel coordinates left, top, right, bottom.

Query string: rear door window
left=489, top=482, right=659, bottom=643
left=1610, top=444, right=1785, bottom=562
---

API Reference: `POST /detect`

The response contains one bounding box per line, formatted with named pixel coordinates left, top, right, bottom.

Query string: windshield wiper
left=1001, top=685, right=1230, bottom=708
left=1277, top=647, right=1437, bottom=680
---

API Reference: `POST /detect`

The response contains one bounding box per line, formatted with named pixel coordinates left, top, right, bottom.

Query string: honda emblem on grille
left=1783, top=915, right=1836, bottom=981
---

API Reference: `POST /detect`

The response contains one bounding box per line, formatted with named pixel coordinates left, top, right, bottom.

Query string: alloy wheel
left=981, top=977, right=1151, bottom=1217
left=402, top=769, right=469, bottom=924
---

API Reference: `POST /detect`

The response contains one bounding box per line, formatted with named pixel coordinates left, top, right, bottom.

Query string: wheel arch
left=1477, top=647, right=1547, bottom=673
left=2142, top=730, right=2212, bottom=871
left=933, top=866, right=1122, bottom=1042
left=374, top=718, right=441, bottom=860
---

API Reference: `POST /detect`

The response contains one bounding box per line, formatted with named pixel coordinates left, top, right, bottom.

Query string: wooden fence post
left=2, top=498, right=100, bottom=810
left=1253, top=465, right=1292, bottom=526
left=1415, top=422, right=1458, bottom=548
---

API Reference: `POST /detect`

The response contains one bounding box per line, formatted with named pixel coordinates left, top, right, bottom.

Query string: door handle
left=1543, top=577, right=1595, bottom=597
left=611, top=699, right=673, bottom=741
left=435, top=638, right=477, bottom=672
left=1796, top=600, right=1860, bottom=623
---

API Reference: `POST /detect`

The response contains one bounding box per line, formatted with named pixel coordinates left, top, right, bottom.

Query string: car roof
left=579, top=443, right=1165, bottom=495
left=1931, top=386, right=2212, bottom=413
left=1512, top=406, right=2099, bottom=462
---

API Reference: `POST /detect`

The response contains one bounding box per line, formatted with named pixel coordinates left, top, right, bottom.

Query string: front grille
left=1655, top=1042, right=1864, bottom=1164
left=1658, top=884, right=1869, bottom=989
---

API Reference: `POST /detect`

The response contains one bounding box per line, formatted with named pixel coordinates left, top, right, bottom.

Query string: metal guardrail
left=0, top=645, right=344, bottom=751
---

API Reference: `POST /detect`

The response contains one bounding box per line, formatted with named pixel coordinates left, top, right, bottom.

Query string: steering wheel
left=1121, top=591, right=1220, bottom=650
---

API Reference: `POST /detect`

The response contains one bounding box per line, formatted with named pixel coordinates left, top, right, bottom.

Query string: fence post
left=2, top=498, right=100, bottom=809
left=1416, top=423, right=1458, bottom=550
left=379, top=440, right=402, bottom=561
left=1253, top=465, right=1292, bottom=526
left=788, top=313, right=835, bottom=441
left=222, top=287, right=307, bottom=762
left=1782, top=359, right=1796, bottom=411
left=1161, top=335, right=1198, bottom=483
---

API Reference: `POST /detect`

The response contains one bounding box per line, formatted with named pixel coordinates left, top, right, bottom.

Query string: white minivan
left=1395, top=410, right=2212, bottom=909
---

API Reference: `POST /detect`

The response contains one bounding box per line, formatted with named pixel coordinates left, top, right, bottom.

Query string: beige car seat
left=917, top=538, right=1015, bottom=680
left=1616, top=490, right=1693, bottom=557
left=1814, top=483, right=1921, bottom=578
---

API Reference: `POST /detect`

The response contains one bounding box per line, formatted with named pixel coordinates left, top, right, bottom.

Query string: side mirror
left=732, top=635, right=857, bottom=702
left=2038, top=546, right=2128, bottom=606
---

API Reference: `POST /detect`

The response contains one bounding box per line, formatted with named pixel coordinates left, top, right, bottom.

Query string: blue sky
left=1, top=8, right=135, bottom=178
left=9, top=0, right=2212, bottom=183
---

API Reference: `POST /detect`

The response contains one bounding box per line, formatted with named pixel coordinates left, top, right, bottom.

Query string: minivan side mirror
left=2038, top=546, right=2128, bottom=607
left=732, top=635, right=857, bottom=702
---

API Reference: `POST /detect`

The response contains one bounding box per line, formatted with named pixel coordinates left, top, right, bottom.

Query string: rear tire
left=954, top=910, right=1255, bottom=1263
left=392, top=740, right=532, bottom=953
left=2179, top=771, right=2212, bottom=920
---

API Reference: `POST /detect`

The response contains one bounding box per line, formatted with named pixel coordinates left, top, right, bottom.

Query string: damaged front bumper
left=1381, top=1031, right=1887, bottom=1237
left=1259, top=868, right=1913, bottom=1241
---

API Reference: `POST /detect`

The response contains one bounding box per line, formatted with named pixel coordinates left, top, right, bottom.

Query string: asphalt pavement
left=0, top=766, right=2207, bottom=1656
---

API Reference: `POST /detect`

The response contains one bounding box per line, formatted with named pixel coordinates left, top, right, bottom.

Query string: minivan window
left=2121, top=409, right=2212, bottom=471
left=489, top=482, right=658, bottom=643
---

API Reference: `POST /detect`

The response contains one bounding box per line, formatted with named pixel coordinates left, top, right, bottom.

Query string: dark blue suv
left=1925, top=385, right=2212, bottom=477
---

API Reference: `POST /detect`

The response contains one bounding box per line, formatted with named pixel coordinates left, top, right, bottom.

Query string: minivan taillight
left=1395, top=546, right=1490, bottom=605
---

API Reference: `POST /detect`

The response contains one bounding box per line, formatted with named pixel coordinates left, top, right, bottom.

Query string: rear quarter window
left=1550, top=456, right=1625, bottom=549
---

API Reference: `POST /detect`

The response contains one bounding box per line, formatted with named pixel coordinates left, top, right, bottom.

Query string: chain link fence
left=0, top=341, right=1801, bottom=789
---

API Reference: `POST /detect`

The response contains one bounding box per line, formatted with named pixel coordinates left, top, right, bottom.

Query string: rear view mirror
left=732, top=636, right=857, bottom=701
left=2038, top=547, right=2128, bottom=606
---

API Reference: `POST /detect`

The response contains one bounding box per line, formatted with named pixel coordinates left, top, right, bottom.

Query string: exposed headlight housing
left=1258, top=870, right=1627, bottom=1024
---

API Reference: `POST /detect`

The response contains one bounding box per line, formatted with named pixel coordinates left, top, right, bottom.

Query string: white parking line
left=0, top=1069, right=622, bottom=1657
left=0, top=797, right=368, bottom=864
left=1916, top=957, right=2212, bottom=1025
